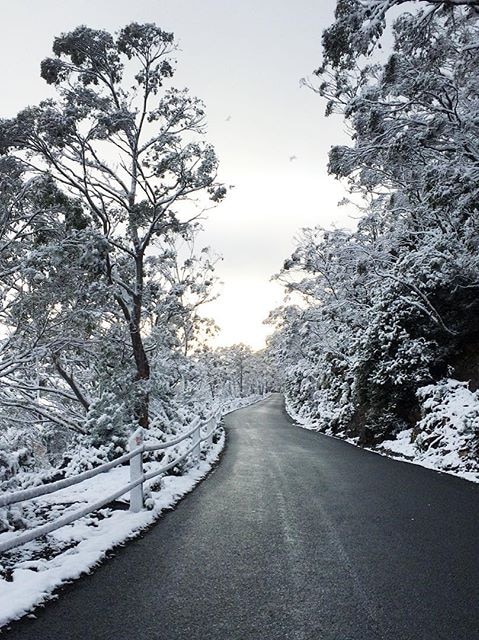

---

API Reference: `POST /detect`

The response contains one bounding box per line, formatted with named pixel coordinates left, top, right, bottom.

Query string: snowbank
left=377, top=379, right=479, bottom=481
left=286, top=380, right=479, bottom=483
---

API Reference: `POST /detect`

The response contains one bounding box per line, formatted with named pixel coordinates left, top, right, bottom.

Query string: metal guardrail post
left=129, top=427, right=144, bottom=512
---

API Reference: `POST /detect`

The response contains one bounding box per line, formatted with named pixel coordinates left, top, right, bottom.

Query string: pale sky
left=0, top=0, right=353, bottom=349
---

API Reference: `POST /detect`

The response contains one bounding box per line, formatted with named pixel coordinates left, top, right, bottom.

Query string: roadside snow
left=285, top=381, right=479, bottom=484
left=0, top=394, right=267, bottom=629
left=0, top=437, right=224, bottom=628
left=378, top=380, right=479, bottom=482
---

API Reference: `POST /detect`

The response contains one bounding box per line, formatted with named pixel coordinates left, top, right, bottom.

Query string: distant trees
left=196, top=344, right=275, bottom=400
left=269, top=3, right=479, bottom=442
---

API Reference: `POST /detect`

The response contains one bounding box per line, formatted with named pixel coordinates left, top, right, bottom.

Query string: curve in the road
left=3, top=394, right=479, bottom=640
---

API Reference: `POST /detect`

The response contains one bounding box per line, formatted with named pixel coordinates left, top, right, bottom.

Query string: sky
left=0, top=0, right=353, bottom=349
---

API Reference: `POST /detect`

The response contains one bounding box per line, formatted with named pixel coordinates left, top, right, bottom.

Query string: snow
left=285, top=381, right=479, bottom=484
left=376, top=380, right=479, bottom=482
left=0, top=395, right=267, bottom=629
left=0, top=438, right=223, bottom=627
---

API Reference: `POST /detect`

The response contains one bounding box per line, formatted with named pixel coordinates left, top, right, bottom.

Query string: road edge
left=283, top=394, right=479, bottom=486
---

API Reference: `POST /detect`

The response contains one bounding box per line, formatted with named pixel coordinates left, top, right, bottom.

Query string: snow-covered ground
left=0, top=395, right=266, bottom=629
left=286, top=380, right=479, bottom=484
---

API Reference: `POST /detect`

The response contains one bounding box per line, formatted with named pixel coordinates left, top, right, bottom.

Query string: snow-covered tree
left=321, top=0, right=479, bottom=69
left=0, top=23, right=225, bottom=433
left=196, top=344, right=276, bottom=401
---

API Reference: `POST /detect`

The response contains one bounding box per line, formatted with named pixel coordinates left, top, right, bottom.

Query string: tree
left=321, top=0, right=479, bottom=70
left=0, top=23, right=225, bottom=430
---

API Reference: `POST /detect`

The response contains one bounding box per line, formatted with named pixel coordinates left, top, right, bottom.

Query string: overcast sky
left=0, top=0, right=352, bottom=349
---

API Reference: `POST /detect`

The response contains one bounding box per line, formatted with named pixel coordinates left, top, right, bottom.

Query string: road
left=3, top=394, right=479, bottom=639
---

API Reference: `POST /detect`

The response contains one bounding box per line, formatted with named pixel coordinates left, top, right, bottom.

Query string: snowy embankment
left=0, top=395, right=265, bottom=629
left=286, top=380, right=479, bottom=483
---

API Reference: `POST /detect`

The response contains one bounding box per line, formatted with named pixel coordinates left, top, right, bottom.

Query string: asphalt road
left=3, top=394, right=479, bottom=640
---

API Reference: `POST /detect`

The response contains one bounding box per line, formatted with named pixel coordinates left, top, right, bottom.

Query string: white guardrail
left=0, top=410, right=222, bottom=554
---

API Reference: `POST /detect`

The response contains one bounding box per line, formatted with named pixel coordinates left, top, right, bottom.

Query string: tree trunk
left=130, top=323, right=150, bottom=429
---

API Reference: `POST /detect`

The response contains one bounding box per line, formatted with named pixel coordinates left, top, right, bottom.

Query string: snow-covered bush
left=377, top=380, right=479, bottom=476
left=416, top=380, right=479, bottom=445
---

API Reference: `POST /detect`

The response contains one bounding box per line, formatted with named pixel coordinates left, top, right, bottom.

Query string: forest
left=267, top=0, right=479, bottom=474
left=2, top=0, right=479, bottom=631
left=2, top=0, right=479, bottom=553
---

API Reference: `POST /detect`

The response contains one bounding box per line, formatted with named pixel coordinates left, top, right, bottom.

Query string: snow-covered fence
left=0, top=410, right=222, bottom=554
